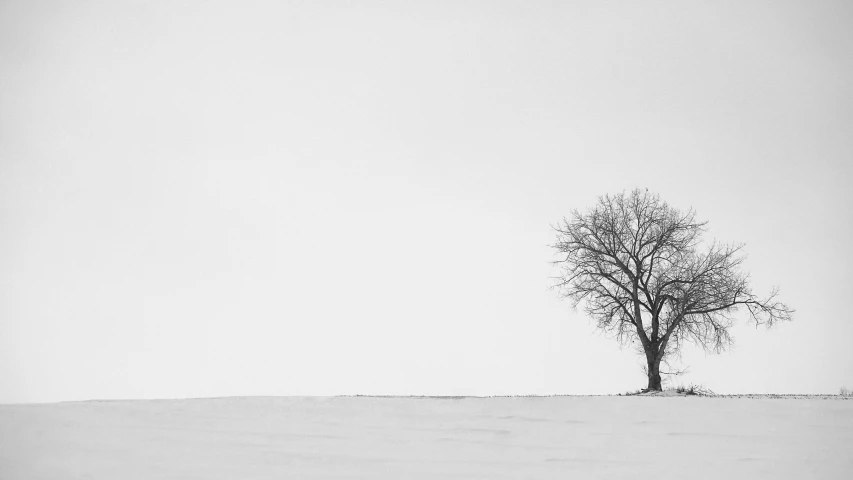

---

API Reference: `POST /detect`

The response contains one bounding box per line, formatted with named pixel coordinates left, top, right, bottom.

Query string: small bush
left=840, top=387, right=852, bottom=397
left=674, top=384, right=714, bottom=396
left=675, top=385, right=696, bottom=395
left=620, top=388, right=645, bottom=396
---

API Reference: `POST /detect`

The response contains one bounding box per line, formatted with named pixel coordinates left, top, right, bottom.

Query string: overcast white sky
left=1, top=0, right=851, bottom=403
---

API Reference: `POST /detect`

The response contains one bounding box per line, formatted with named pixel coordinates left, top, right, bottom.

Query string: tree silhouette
left=552, top=189, right=793, bottom=391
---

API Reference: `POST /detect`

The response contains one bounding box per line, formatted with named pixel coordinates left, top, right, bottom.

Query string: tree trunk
left=646, top=356, right=662, bottom=391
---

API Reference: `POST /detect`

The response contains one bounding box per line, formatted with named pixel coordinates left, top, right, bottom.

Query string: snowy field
left=1, top=395, right=851, bottom=479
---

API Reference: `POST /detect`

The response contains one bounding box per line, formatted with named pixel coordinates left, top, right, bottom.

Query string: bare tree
left=551, top=189, right=793, bottom=391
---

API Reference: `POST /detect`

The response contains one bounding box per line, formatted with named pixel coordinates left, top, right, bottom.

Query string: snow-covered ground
left=1, top=395, right=851, bottom=479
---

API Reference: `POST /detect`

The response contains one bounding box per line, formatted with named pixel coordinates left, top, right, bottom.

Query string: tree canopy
left=552, top=189, right=793, bottom=390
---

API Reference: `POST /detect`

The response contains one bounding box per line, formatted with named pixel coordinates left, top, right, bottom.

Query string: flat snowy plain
left=1, top=395, right=851, bottom=479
